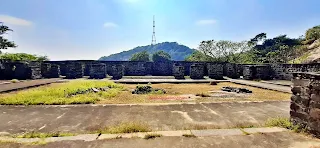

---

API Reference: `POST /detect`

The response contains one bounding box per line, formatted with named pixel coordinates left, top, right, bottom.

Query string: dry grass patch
left=0, top=81, right=290, bottom=105
left=265, top=117, right=305, bottom=133
left=183, top=124, right=222, bottom=130
left=97, top=121, right=151, bottom=134
left=103, top=82, right=290, bottom=104
left=13, top=131, right=76, bottom=138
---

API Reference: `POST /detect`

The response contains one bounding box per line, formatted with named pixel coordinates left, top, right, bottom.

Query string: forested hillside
left=98, top=42, right=195, bottom=61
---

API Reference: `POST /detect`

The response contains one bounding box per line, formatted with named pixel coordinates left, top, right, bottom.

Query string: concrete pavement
left=1, top=131, right=319, bottom=148
left=0, top=101, right=289, bottom=134
left=0, top=78, right=62, bottom=93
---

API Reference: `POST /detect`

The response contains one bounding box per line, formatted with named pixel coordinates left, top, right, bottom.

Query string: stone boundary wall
left=0, top=60, right=42, bottom=80
left=243, top=65, right=272, bottom=80
left=291, top=72, right=320, bottom=138
left=240, top=63, right=320, bottom=80
left=1, top=60, right=320, bottom=80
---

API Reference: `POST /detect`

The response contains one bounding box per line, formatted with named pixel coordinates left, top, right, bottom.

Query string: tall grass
left=0, top=80, right=123, bottom=105
left=97, top=121, right=151, bottom=134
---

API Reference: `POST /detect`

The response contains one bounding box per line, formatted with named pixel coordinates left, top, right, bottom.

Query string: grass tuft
left=233, top=123, right=256, bottom=128
left=183, top=124, right=221, bottom=130
left=10, top=79, right=19, bottom=83
left=14, top=131, right=76, bottom=138
left=265, top=117, right=292, bottom=129
left=143, top=133, right=162, bottom=139
left=265, top=117, right=305, bottom=133
left=98, top=122, right=151, bottom=134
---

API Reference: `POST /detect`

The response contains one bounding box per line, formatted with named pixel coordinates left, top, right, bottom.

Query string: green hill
left=98, top=42, right=196, bottom=61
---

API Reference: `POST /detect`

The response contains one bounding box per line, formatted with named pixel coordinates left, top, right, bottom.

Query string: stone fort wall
left=291, top=72, right=320, bottom=138
left=1, top=59, right=320, bottom=80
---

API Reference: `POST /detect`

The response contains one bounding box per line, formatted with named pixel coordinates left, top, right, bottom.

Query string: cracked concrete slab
left=242, top=127, right=287, bottom=134
left=1, top=131, right=319, bottom=148
left=0, top=101, right=290, bottom=134
left=191, top=129, right=243, bottom=136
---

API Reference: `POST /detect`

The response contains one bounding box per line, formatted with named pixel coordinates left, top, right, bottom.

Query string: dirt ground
left=97, top=82, right=291, bottom=104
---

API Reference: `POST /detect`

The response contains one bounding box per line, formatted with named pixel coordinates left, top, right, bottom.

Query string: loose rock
left=221, top=87, right=252, bottom=93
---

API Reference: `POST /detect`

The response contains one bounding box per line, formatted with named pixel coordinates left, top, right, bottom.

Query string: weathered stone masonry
left=89, top=63, right=106, bottom=79
left=111, top=64, right=124, bottom=80
left=2, top=60, right=320, bottom=80
left=291, top=72, right=320, bottom=137
left=173, top=64, right=185, bottom=79
left=207, top=63, right=224, bottom=79
left=190, top=63, right=204, bottom=79
left=0, top=60, right=42, bottom=80
left=65, top=62, right=84, bottom=79
left=41, top=63, right=60, bottom=78
left=243, top=65, right=271, bottom=80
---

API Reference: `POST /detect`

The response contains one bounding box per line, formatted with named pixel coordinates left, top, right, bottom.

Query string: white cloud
left=196, top=19, right=217, bottom=26
left=0, top=15, right=32, bottom=26
left=103, top=22, right=118, bottom=28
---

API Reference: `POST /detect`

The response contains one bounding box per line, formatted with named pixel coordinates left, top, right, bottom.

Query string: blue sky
left=0, top=0, right=319, bottom=60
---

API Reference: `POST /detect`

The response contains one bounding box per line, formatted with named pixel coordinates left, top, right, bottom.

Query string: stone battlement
left=1, top=59, right=320, bottom=80
left=291, top=72, right=320, bottom=138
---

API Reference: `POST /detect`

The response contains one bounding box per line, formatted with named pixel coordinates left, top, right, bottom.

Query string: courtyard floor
left=0, top=101, right=289, bottom=134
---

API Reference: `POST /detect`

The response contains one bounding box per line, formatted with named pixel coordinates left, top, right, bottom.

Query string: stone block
left=190, top=64, right=204, bottom=79
left=309, top=108, right=320, bottom=120
left=290, top=102, right=309, bottom=113
left=310, top=100, right=320, bottom=109
left=207, top=63, right=223, bottom=79
left=89, top=63, right=106, bottom=79
left=291, top=95, right=310, bottom=107
left=292, top=79, right=311, bottom=87
left=172, top=65, right=185, bottom=79
left=50, top=64, right=60, bottom=78
left=65, top=62, right=84, bottom=79
left=224, top=63, right=239, bottom=78
left=290, top=111, right=309, bottom=121
left=41, top=63, right=51, bottom=78
left=311, top=94, right=320, bottom=102
left=291, top=86, right=310, bottom=96
left=111, top=64, right=124, bottom=80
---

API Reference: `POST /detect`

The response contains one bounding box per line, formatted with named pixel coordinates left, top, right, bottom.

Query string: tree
left=250, top=34, right=301, bottom=63
left=129, top=51, right=150, bottom=61
left=248, top=33, right=267, bottom=46
left=152, top=50, right=171, bottom=62
left=0, top=53, right=49, bottom=61
left=0, top=22, right=17, bottom=53
left=305, top=25, right=320, bottom=44
left=197, top=40, right=251, bottom=63
left=185, top=50, right=214, bottom=62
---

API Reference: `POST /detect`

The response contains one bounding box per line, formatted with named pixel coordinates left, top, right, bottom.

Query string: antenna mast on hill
left=151, top=15, right=156, bottom=45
